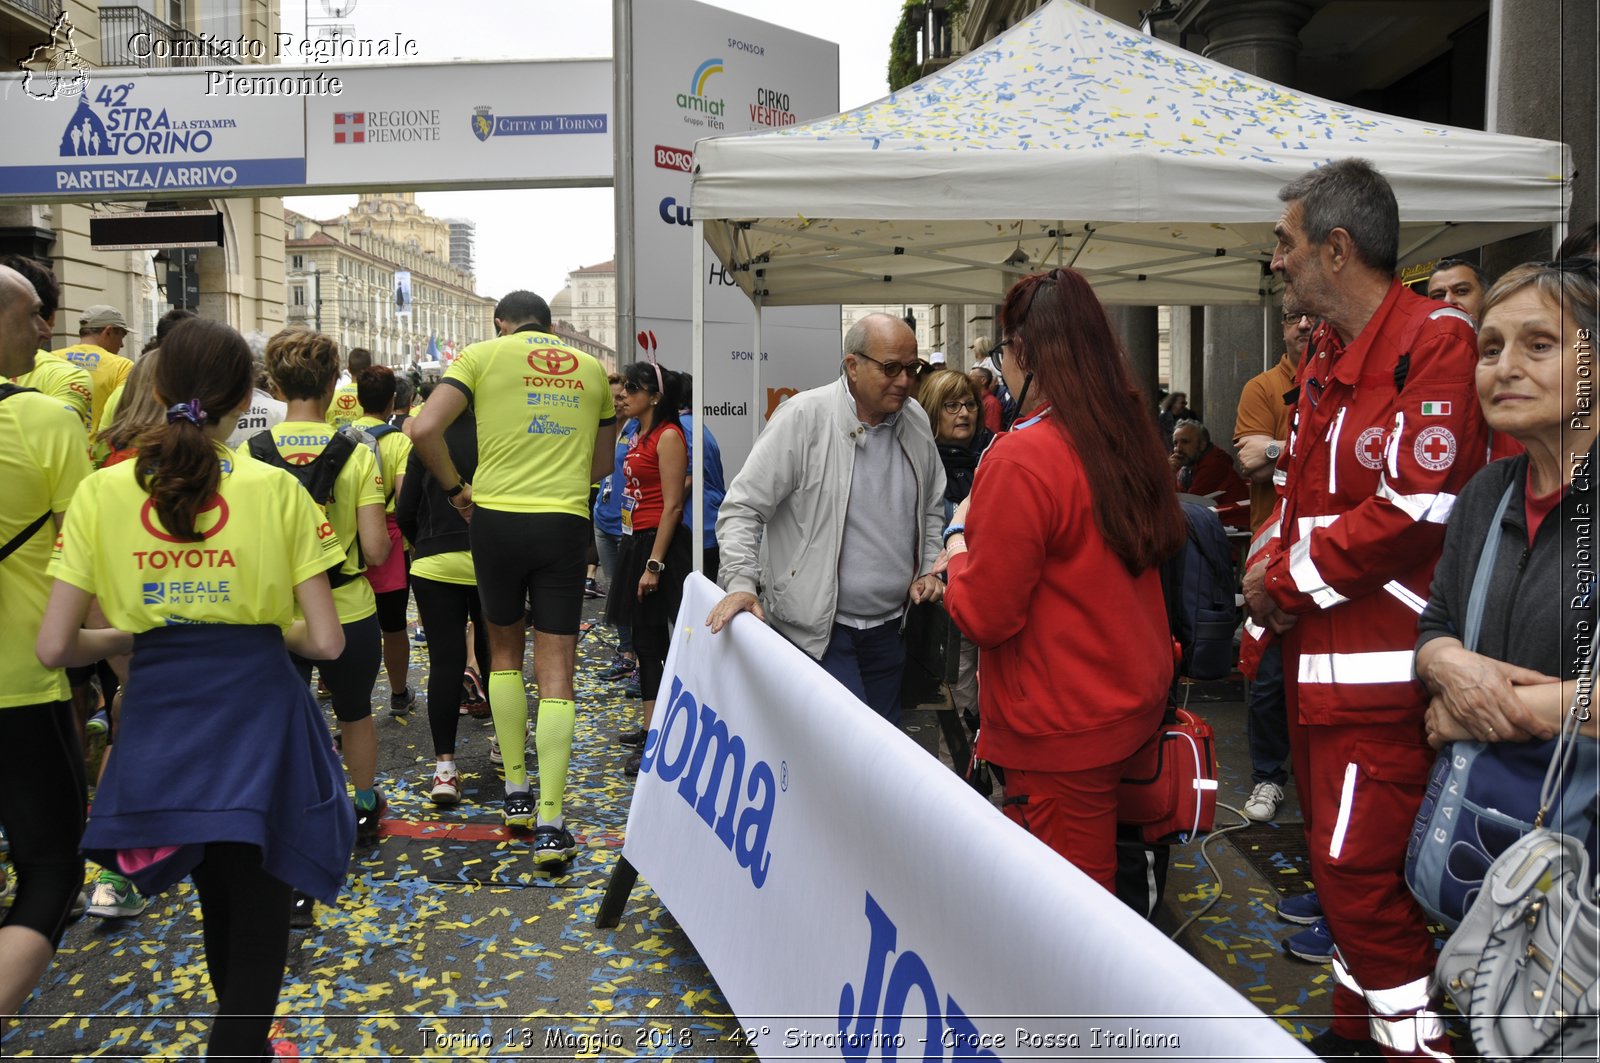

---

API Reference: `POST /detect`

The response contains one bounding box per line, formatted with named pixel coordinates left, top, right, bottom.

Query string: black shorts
left=374, top=587, right=410, bottom=633
left=469, top=508, right=591, bottom=634
left=290, top=613, right=383, bottom=723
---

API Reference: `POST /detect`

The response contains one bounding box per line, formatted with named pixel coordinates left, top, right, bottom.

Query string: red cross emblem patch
left=1414, top=426, right=1457, bottom=472
left=1355, top=426, right=1386, bottom=470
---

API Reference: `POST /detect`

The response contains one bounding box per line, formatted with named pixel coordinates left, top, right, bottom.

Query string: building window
left=292, top=286, right=305, bottom=306
left=291, top=254, right=303, bottom=269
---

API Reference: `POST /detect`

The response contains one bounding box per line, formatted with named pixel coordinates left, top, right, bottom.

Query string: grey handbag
left=1435, top=631, right=1599, bottom=1062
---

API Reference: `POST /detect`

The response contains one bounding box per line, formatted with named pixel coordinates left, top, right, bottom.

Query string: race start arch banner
left=0, top=60, right=613, bottom=200
left=624, top=576, right=1316, bottom=1062
left=628, top=0, right=842, bottom=473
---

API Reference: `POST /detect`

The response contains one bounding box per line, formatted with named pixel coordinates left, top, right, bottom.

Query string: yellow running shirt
left=327, top=381, right=361, bottom=429
left=1, top=393, right=91, bottom=708
left=11, top=350, right=92, bottom=433
left=51, top=343, right=132, bottom=433
left=442, top=331, right=612, bottom=517
left=49, top=447, right=340, bottom=634
left=354, top=414, right=414, bottom=513
left=410, top=550, right=475, bottom=586
left=237, top=421, right=384, bottom=623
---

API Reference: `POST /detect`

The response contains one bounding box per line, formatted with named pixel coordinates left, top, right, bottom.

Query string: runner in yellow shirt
left=353, top=365, right=417, bottom=717
left=410, top=290, right=615, bottom=870
left=36, top=316, right=348, bottom=1059
left=52, top=305, right=133, bottom=434
left=0, top=256, right=92, bottom=434
left=0, top=264, right=93, bottom=1022
left=325, top=347, right=370, bottom=429
left=244, top=328, right=390, bottom=891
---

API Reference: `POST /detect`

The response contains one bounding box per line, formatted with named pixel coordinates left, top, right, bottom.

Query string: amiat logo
left=677, top=58, right=726, bottom=129
left=639, top=676, right=777, bottom=888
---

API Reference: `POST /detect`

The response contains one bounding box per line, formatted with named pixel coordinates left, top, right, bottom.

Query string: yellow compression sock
left=535, top=698, right=576, bottom=825
left=488, top=670, right=529, bottom=790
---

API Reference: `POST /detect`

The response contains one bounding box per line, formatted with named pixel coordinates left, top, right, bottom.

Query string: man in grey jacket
left=706, top=313, right=947, bottom=723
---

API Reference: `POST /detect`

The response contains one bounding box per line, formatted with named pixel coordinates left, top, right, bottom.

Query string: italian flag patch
left=1420, top=401, right=1452, bottom=416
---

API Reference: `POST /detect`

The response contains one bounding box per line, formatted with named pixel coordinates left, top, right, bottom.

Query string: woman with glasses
left=918, top=369, right=994, bottom=734
left=941, top=269, right=1186, bottom=893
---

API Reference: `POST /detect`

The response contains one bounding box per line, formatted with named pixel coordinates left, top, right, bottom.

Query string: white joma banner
left=624, top=575, right=1313, bottom=1061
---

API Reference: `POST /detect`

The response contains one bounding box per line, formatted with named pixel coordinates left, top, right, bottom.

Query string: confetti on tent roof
left=690, top=0, right=1571, bottom=306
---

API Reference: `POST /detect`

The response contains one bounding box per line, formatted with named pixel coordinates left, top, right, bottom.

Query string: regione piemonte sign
left=0, top=69, right=305, bottom=197
left=303, top=60, right=612, bottom=188
left=630, top=0, right=841, bottom=473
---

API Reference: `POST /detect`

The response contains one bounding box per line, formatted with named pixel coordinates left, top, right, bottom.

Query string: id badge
left=620, top=493, right=636, bottom=534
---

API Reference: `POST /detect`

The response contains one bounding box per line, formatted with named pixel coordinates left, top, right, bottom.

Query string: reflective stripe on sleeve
left=1249, top=518, right=1281, bottom=558
left=1375, top=478, right=1456, bottom=524
left=1329, top=761, right=1358, bottom=859
left=1298, top=650, right=1416, bottom=685
left=1326, top=406, right=1346, bottom=496
left=1295, top=514, right=1339, bottom=538
left=1288, top=534, right=1350, bottom=609
left=1383, top=580, right=1428, bottom=616
left=1243, top=618, right=1266, bottom=640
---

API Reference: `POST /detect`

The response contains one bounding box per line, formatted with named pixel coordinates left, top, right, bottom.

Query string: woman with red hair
left=943, top=268, right=1185, bottom=891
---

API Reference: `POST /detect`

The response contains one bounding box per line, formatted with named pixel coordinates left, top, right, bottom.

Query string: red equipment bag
left=1117, top=707, right=1218, bottom=843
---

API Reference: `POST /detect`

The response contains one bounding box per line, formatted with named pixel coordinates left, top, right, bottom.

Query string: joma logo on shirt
left=133, top=548, right=237, bottom=570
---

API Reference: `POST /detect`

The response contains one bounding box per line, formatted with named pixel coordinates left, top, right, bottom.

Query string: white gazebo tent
left=679, top=0, right=1571, bottom=557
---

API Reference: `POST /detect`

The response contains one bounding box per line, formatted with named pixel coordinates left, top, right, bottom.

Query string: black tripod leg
left=595, top=854, right=639, bottom=928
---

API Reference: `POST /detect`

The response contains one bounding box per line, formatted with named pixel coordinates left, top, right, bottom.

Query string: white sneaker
left=430, top=771, right=461, bottom=805
left=1243, top=781, right=1286, bottom=822
left=86, top=872, right=148, bottom=918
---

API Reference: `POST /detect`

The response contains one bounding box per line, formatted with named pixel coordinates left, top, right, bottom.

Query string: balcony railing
left=100, top=5, right=239, bottom=68
left=1, top=0, right=62, bottom=24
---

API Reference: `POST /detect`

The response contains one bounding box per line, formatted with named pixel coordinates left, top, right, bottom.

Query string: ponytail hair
left=134, top=319, right=252, bottom=542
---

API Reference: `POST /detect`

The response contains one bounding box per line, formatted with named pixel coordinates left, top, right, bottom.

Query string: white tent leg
left=753, top=295, right=764, bottom=450
left=692, top=220, right=706, bottom=572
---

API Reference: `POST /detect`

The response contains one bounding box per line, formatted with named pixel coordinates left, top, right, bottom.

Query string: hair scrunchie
left=165, top=399, right=208, bottom=426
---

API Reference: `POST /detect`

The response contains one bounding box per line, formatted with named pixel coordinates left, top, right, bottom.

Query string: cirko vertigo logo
left=677, top=58, right=726, bottom=130
left=639, top=676, right=777, bottom=888
left=140, top=495, right=230, bottom=543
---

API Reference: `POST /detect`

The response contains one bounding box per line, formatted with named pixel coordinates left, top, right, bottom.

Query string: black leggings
left=0, top=701, right=85, bottom=947
left=189, top=842, right=292, bottom=1061
left=411, top=575, right=488, bottom=756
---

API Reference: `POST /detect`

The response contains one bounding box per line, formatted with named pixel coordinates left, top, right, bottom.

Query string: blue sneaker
left=1283, top=919, right=1334, bottom=963
left=1276, top=890, right=1322, bottom=925
left=86, top=708, right=110, bottom=736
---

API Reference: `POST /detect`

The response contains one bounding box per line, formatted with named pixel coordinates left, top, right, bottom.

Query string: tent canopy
left=689, top=0, right=1571, bottom=306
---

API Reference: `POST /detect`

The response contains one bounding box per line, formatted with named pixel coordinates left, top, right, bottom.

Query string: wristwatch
left=1264, top=442, right=1283, bottom=461
left=645, top=558, right=666, bottom=574
left=445, top=480, right=468, bottom=498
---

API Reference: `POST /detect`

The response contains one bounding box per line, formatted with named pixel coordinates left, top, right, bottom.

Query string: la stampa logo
left=19, top=11, right=89, bottom=102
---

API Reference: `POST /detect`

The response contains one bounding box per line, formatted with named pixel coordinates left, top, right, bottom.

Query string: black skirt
left=604, top=525, right=693, bottom=630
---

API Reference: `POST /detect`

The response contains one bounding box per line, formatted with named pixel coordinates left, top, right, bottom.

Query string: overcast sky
left=280, top=0, right=904, bottom=301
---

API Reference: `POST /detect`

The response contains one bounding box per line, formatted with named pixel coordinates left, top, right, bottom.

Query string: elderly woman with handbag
left=1409, top=258, right=1599, bottom=1056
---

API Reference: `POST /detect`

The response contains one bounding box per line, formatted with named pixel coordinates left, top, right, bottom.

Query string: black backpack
left=1160, top=501, right=1238, bottom=682
left=0, top=384, right=51, bottom=565
left=246, top=426, right=365, bottom=586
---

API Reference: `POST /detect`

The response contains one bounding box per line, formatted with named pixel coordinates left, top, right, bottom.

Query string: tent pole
left=613, top=0, right=636, bottom=375
left=752, top=294, right=764, bottom=450
left=692, top=220, right=705, bottom=572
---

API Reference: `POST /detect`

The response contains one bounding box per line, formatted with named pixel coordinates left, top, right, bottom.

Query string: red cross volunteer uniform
left=1256, top=280, right=1489, bottom=1053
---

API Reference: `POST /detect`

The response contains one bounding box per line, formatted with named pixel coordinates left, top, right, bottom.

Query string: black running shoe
left=502, top=790, right=535, bottom=831
left=623, top=750, right=642, bottom=777
left=354, top=791, right=386, bottom=847
left=616, top=726, right=647, bottom=747
left=532, top=824, right=579, bottom=869
left=289, top=891, right=315, bottom=929
left=389, top=687, right=417, bottom=718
